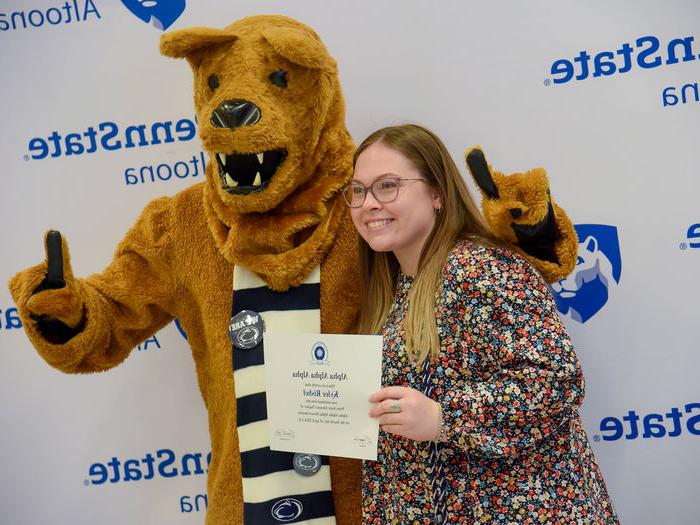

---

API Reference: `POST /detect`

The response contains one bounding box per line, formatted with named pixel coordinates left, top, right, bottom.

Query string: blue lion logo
left=121, top=0, right=186, bottom=31
left=271, top=498, right=303, bottom=522
left=551, top=224, right=622, bottom=323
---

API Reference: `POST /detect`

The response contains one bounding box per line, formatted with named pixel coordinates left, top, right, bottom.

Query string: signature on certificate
left=353, top=435, right=374, bottom=448
left=274, top=427, right=297, bottom=441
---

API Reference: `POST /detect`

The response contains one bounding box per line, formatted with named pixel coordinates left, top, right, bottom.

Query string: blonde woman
left=344, top=124, right=618, bottom=524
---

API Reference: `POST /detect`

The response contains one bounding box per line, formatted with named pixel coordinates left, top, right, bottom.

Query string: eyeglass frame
left=341, top=176, right=427, bottom=208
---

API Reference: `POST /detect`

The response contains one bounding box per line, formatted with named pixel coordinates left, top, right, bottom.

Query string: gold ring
left=389, top=399, right=401, bottom=413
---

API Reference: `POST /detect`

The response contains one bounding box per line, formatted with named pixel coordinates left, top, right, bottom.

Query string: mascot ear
left=262, top=26, right=336, bottom=72
left=160, top=27, right=237, bottom=69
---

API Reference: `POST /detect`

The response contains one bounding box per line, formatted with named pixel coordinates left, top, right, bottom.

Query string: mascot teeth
left=215, top=149, right=287, bottom=194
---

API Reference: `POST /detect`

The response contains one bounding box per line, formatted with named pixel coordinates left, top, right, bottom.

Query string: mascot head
left=161, top=15, right=352, bottom=216
left=160, top=16, right=354, bottom=288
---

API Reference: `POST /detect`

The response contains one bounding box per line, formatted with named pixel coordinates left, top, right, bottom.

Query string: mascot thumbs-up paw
left=466, top=147, right=577, bottom=283
left=10, top=231, right=85, bottom=346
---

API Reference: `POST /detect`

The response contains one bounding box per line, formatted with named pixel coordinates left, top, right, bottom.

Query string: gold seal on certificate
left=264, top=333, right=382, bottom=460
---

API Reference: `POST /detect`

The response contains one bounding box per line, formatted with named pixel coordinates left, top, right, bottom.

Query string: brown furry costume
left=9, top=15, right=576, bottom=525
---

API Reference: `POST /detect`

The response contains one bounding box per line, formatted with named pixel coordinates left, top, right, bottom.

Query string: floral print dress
left=362, top=240, right=619, bottom=524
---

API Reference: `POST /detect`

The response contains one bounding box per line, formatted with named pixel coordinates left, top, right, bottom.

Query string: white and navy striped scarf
left=232, top=265, right=336, bottom=524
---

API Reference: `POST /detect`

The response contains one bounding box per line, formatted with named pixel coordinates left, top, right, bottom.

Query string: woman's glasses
left=342, top=177, right=425, bottom=208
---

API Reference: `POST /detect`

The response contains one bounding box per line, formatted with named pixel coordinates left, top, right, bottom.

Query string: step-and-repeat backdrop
left=1, top=1, right=697, bottom=523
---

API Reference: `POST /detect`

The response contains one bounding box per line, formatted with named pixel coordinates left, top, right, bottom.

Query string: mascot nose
left=210, top=100, right=261, bottom=128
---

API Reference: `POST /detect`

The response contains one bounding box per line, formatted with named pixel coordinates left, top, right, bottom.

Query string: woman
left=343, top=124, right=619, bottom=524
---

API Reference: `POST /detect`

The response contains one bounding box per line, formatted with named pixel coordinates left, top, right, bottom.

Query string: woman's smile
left=366, top=218, right=395, bottom=230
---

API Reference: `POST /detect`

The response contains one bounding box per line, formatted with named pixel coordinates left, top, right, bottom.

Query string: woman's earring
left=434, top=207, right=442, bottom=216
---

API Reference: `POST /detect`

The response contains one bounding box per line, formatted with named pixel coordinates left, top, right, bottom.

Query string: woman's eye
left=269, top=69, right=288, bottom=88
left=378, top=180, right=397, bottom=190
left=352, top=185, right=365, bottom=195
left=208, top=74, right=220, bottom=91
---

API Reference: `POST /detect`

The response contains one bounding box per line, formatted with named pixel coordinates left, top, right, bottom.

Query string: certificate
left=264, top=332, right=382, bottom=461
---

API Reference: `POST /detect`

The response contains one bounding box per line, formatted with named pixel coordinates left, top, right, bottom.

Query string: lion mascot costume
left=9, top=15, right=576, bottom=525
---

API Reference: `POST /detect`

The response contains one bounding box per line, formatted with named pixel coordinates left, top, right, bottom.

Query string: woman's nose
left=362, top=190, right=382, bottom=210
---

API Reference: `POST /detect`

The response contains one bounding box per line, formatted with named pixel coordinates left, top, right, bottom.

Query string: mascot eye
left=208, top=74, right=220, bottom=91
left=268, top=69, right=288, bottom=88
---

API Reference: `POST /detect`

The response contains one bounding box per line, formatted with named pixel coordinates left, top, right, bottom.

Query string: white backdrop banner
left=1, top=1, right=698, bottom=524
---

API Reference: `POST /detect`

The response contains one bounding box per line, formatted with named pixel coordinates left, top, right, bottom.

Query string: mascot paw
left=465, top=147, right=577, bottom=283
left=9, top=231, right=85, bottom=342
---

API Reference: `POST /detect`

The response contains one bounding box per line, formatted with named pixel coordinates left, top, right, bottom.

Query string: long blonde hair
left=354, top=124, right=502, bottom=365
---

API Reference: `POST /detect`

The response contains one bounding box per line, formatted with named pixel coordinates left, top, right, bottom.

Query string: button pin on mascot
left=9, top=15, right=576, bottom=525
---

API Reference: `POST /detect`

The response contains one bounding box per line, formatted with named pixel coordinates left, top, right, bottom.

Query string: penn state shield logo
left=121, top=0, right=186, bottom=30
left=551, top=224, right=622, bottom=323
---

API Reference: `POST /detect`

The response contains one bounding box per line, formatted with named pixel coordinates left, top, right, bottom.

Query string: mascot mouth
left=216, top=149, right=287, bottom=194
